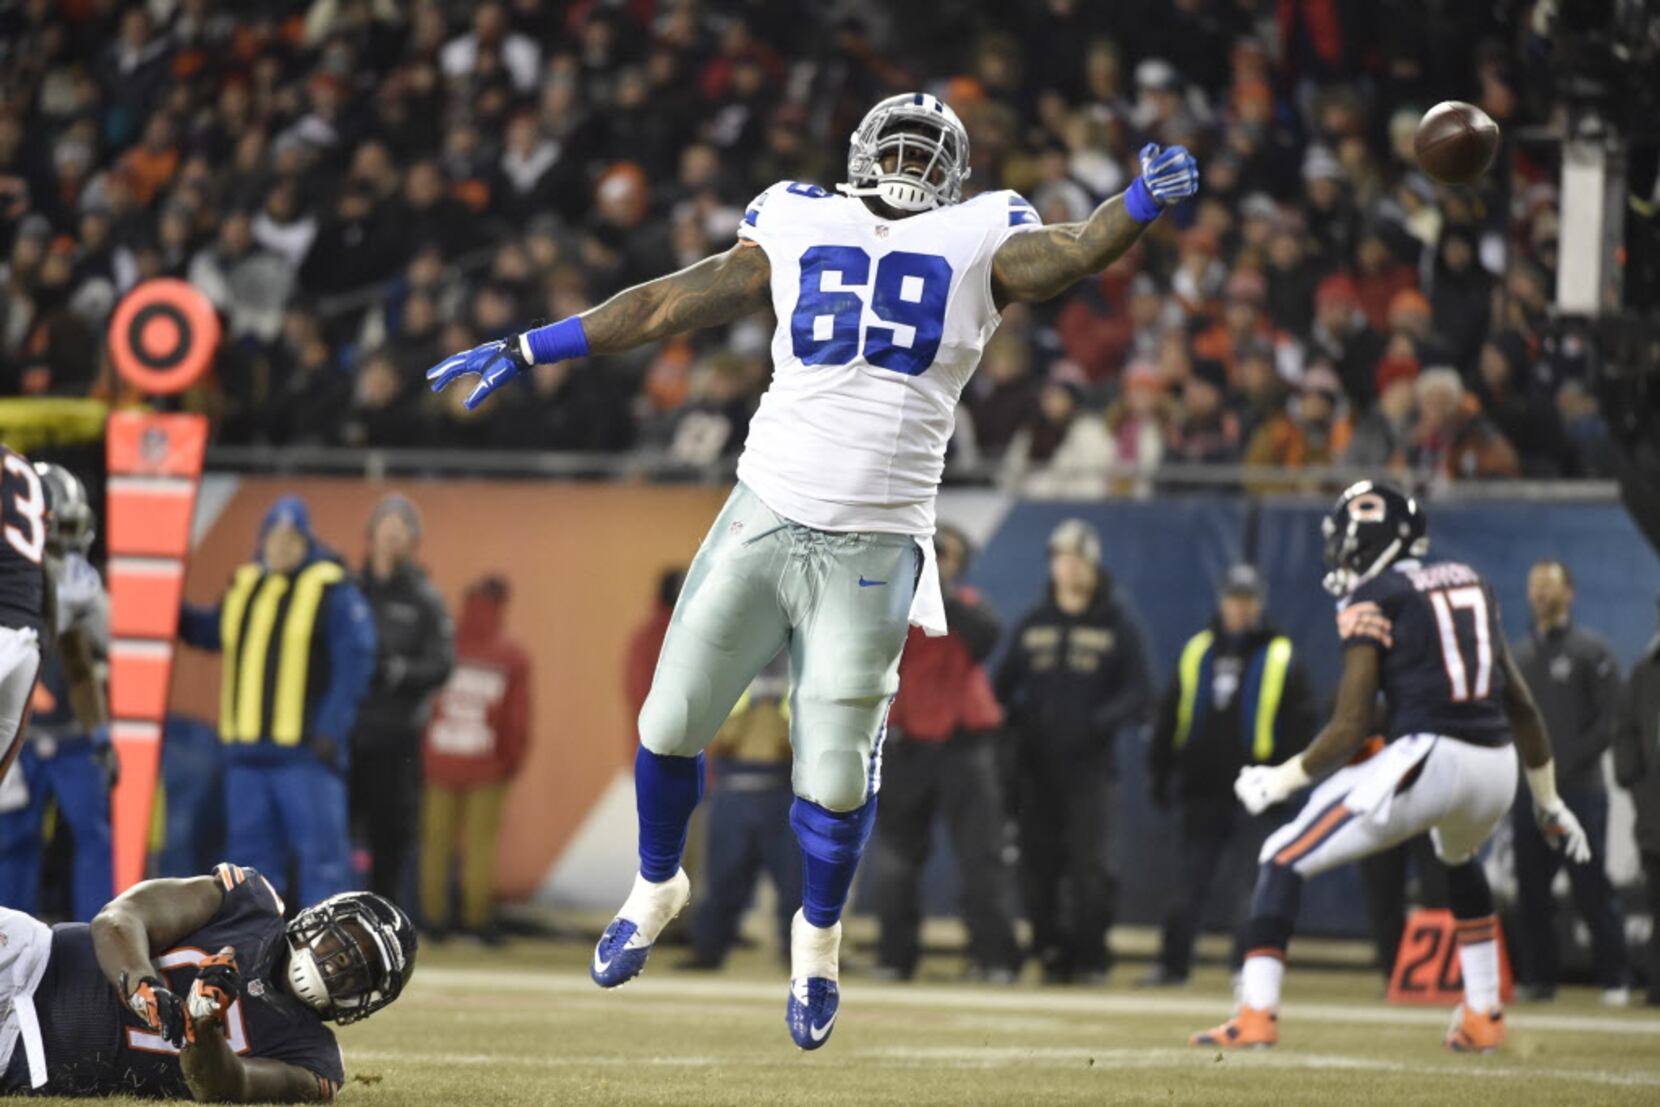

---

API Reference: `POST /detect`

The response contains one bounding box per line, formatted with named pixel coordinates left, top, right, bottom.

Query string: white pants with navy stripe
left=0, top=906, right=53, bottom=1089
left=1260, top=734, right=1518, bottom=876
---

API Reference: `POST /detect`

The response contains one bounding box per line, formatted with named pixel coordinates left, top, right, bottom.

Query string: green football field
left=34, top=933, right=1660, bottom=1106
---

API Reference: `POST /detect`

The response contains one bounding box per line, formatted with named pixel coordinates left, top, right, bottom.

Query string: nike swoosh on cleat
left=809, top=1014, right=837, bottom=1041
left=592, top=951, right=612, bottom=975
left=858, top=577, right=887, bottom=587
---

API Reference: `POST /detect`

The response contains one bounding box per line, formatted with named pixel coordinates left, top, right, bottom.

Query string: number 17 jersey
left=735, top=181, right=1041, bottom=538
left=1339, top=559, right=1511, bottom=747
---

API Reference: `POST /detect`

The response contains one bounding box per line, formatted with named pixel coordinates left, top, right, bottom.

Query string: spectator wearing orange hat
left=1385, top=286, right=1453, bottom=368
left=1192, top=269, right=1297, bottom=385
left=1307, top=272, right=1385, bottom=406
left=1346, top=349, right=1420, bottom=471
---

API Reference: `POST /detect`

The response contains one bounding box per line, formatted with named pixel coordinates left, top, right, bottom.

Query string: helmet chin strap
left=1326, top=537, right=1403, bottom=597
left=835, top=175, right=939, bottom=213
left=284, top=945, right=332, bottom=1015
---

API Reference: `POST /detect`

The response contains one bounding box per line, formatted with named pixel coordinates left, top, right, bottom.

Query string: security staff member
left=351, top=494, right=454, bottom=906
left=996, top=519, right=1151, bottom=984
left=179, top=497, right=377, bottom=906
left=873, top=524, right=1020, bottom=983
left=1142, top=565, right=1316, bottom=986
left=1613, top=594, right=1660, bottom=1007
left=1510, top=560, right=1630, bottom=1002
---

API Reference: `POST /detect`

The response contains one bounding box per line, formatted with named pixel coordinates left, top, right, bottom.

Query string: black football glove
left=123, top=972, right=188, bottom=1047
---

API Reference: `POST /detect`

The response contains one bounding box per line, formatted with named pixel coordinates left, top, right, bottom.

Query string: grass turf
left=27, top=939, right=1660, bottom=1105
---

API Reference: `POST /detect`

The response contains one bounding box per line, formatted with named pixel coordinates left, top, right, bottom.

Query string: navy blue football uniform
left=1339, top=560, right=1510, bottom=747
left=10, top=864, right=344, bottom=1099
left=0, top=447, right=46, bottom=638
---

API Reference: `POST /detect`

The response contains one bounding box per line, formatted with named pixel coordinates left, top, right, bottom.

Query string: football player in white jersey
left=429, top=92, right=1198, bottom=1048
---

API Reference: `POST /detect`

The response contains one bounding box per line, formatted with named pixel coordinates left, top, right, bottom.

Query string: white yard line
left=416, top=966, right=1660, bottom=1038
left=345, top=1044, right=1660, bottom=1089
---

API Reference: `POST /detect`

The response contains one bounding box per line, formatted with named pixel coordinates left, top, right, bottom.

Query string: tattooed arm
left=581, top=242, right=773, bottom=354
left=992, top=144, right=1200, bottom=307
left=991, top=194, right=1148, bottom=307
left=427, top=242, right=773, bottom=408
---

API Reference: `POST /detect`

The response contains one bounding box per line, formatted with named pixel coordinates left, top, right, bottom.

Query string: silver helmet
left=837, top=92, right=970, bottom=213
left=32, top=462, right=94, bottom=557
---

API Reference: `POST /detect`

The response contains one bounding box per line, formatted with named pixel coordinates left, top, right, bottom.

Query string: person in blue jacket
left=179, top=496, right=377, bottom=906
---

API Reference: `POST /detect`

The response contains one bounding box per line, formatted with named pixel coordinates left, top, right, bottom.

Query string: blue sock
left=789, top=796, right=878, bottom=929
left=634, top=747, right=704, bottom=882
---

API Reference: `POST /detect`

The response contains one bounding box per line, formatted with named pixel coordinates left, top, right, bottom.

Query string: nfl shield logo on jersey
left=875, top=225, right=889, bottom=238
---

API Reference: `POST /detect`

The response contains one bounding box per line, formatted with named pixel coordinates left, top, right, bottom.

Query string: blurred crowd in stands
left=0, top=0, right=1614, bottom=482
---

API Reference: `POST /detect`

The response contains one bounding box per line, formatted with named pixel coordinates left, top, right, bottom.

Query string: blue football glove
left=426, top=336, right=532, bottom=410
left=1137, top=143, right=1200, bottom=207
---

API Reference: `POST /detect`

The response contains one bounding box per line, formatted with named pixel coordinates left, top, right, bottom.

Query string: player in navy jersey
left=0, top=445, right=49, bottom=789
left=1189, top=481, right=1590, bottom=1053
left=0, top=863, right=415, bottom=1100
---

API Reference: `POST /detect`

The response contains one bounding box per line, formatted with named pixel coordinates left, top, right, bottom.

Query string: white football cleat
left=786, top=909, right=842, bottom=1050
left=590, top=869, right=690, bottom=988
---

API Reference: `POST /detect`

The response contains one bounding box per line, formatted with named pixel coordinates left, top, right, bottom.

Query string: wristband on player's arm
left=1123, top=177, right=1163, bottom=225
left=1524, top=758, right=1562, bottom=808
left=520, top=316, right=590, bottom=365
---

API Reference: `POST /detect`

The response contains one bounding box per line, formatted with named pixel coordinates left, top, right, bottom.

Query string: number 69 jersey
left=1336, top=559, right=1511, bottom=747
left=735, top=180, right=1042, bottom=538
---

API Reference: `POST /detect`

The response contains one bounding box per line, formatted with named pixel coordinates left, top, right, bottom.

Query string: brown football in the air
left=1414, top=101, right=1500, bottom=185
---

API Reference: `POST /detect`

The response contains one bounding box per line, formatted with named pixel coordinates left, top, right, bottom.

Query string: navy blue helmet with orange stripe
left=1321, top=481, right=1428, bottom=597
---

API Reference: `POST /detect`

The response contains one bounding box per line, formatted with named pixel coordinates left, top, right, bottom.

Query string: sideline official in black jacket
left=1142, top=564, right=1316, bottom=985
left=1510, top=560, right=1629, bottom=1000
left=996, top=518, right=1151, bottom=984
left=1614, top=597, right=1660, bottom=1007
left=351, top=494, right=455, bottom=906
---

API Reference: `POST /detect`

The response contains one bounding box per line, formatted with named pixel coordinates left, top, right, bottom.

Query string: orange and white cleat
left=1443, top=1004, right=1505, bottom=1052
left=1189, top=1005, right=1278, bottom=1049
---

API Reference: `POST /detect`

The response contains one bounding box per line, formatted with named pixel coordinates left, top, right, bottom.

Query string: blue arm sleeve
left=177, top=602, right=223, bottom=652
left=311, top=583, right=378, bottom=743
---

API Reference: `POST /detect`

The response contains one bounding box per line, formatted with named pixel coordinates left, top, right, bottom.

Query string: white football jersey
left=49, top=552, right=106, bottom=643
left=735, top=181, right=1041, bottom=537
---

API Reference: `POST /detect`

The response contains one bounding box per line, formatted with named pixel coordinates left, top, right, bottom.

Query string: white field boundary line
left=344, top=1045, right=1660, bottom=1089
left=416, top=967, right=1660, bottom=1037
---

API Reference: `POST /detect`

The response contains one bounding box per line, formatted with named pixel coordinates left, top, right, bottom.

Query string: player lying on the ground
left=429, top=91, right=1198, bottom=1049
left=0, top=863, right=416, bottom=1099
left=1190, top=482, right=1590, bottom=1053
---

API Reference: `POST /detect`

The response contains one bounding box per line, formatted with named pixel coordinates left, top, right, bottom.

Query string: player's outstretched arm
left=991, top=144, right=1198, bottom=305
left=1234, top=644, right=1378, bottom=815
left=427, top=242, right=772, bottom=410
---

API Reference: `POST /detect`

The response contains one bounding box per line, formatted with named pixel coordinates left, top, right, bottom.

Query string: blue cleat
left=787, top=976, right=840, bottom=1050
left=590, top=869, right=690, bottom=989
left=786, top=910, right=843, bottom=1050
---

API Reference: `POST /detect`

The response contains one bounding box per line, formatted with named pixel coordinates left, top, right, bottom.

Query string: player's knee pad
left=637, top=684, right=707, bottom=758
left=789, top=795, right=878, bottom=865
left=1443, top=858, right=1494, bottom=920
left=1248, top=860, right=1302, bottom=930
left=800, top=748, right=871, bottom=812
